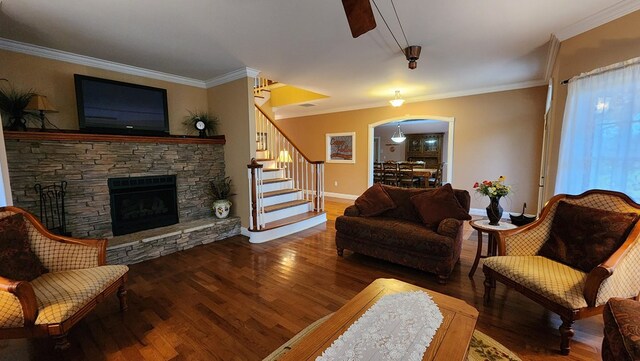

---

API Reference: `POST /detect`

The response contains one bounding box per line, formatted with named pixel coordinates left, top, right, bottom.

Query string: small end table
left=468, top=219, right=517, bottom=278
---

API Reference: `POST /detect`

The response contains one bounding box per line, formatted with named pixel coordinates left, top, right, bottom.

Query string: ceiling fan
left=341, top=0, right=422, bottom=69
left=341, top=0, right=377, bottom=38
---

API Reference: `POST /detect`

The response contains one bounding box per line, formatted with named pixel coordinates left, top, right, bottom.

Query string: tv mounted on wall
left=74, top=74, right=170, bottom=136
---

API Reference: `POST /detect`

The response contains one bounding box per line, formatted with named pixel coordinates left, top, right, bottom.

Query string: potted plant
left=0, top=79, right=36, bottom=131
left=184, top=110, right=219, bottom=138
left=210, top=176, right=235, bottom=219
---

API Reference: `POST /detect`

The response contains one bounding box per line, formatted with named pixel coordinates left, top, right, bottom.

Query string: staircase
left=246, top=82, right=326, bottom=243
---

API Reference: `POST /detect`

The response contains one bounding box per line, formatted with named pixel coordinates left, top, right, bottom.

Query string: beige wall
left=207, top=78, right=255, bottom=228
left=0, top=49, right=208, bottom=134
left=545, top=10, right=640, bottom=200
left=278, top=86, right=547, bottom=213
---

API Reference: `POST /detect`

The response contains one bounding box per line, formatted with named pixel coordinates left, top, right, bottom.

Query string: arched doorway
left=367, top=115, right=455, bottom=187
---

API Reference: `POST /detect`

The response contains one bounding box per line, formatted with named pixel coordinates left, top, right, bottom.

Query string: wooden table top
left=280, top=278, right=479, bottom=361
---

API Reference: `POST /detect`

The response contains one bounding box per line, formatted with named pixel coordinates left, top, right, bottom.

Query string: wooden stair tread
left=264, top=200, right=309, bottom=213
left=262, top=177, right=291, bottom=184
left=262, top=211, right=326, bottom=230
left=256, top=158, right=275, bottom=162
left=263, top=189, right=299, bottom=197
left=263, top=168, right=283, bottom=172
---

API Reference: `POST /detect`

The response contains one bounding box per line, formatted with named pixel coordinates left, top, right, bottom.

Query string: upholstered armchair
left=0, top=206, right=129, bottom=350
left=482, top=190, right=640, bottom=355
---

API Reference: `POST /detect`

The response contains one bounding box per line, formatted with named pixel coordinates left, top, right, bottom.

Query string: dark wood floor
left=0, top=199, right=603, bottom=361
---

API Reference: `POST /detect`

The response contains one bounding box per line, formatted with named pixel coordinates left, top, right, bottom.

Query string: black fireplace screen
left=108, top=175, right=178, bottom=236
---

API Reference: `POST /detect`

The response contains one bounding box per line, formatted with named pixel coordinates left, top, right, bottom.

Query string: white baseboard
left=244, top=213, right=327, bottom=243
left=325, top=192, right=359, bottom=200
left=470, top=207, right=512, bottom=219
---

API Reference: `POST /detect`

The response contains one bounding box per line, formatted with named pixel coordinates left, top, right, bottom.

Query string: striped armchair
left=0, top=206, right=128, bottom=350
left=482, top=190, right=640, bottom=355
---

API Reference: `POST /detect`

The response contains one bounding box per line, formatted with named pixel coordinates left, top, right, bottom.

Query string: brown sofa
left=335, top=184, right=471, bottom=284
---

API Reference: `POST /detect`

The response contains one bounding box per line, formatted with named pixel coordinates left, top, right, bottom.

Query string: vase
left=486, top=196, right=503, bottom=226
left=213, top=199, right=232, bottom=219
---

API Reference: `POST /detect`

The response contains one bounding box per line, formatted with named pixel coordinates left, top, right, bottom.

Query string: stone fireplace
left=3, top=132, right=231, bottom=239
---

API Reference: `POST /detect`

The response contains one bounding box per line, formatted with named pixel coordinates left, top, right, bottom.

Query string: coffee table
left=279, top=278, right=478, bottom=361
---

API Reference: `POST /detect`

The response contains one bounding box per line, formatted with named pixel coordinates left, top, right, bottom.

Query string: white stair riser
left=262, top=169, right=284, bottom=180
left=256, top=150, right=270, bottom=159
left=260, top=180, right=293, bottom=193
left=260, top=160, right=277, bottom=169
left=262, top=192, right=301, bottom=207
left=263, top=203, right=312, bottom=223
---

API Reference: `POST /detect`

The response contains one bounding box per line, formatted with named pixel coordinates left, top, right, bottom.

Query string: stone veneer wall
left=5, top=138, right=225, bottom=238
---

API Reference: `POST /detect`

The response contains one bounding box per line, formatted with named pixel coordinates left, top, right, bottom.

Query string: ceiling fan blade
left=341, top=0, right=376, bottom=38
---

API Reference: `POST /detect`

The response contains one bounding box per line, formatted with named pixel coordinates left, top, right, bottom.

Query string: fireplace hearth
left=108, top=175, right=179, bottom=236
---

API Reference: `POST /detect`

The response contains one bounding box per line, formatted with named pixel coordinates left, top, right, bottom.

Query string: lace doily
left=317, top=291, right=443, bottom=361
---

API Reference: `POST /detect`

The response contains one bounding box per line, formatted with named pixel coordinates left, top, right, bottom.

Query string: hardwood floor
left=0, top=198, right=603, bottom=360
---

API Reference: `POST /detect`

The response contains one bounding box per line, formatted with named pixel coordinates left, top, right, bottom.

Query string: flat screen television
left=74, top=74, right=170, bottom=136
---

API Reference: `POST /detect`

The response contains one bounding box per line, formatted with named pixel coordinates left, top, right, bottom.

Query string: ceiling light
left=391, top=124, right=406, bottom=143
left=389, top=90, right=405, bottom=107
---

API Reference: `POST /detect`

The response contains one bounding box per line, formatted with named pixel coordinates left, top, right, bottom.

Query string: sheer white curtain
left=555, top=58, right=640, bottom=201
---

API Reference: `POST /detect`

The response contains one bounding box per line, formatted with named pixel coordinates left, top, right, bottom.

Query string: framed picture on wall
left=326, top=132, right=355, bottom=163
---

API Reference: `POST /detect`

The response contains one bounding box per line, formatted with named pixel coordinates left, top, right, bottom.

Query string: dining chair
left=382, top=162, right=398, bottom=186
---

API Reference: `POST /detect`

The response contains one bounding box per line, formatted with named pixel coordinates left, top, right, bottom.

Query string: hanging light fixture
left=391, top=124, right=406, bottom=143
left=389, top=90, right=405, bottom=107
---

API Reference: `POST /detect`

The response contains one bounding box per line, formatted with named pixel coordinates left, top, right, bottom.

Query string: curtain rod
left=560, top=56, right=640, bottom=85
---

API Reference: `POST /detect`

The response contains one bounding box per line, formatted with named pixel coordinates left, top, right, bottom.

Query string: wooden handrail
left=255, top=105, right=324, bottom=165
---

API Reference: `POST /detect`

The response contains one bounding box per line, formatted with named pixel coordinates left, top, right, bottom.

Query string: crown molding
left=275, top=79, right=548, bottom=120
left=204, top=67, right=260, bottom=88
left=554, top=1, right=640, bottom=41
left=544, top=34, right=560, bottom=81
left=0, top=37, right=208, bottom=88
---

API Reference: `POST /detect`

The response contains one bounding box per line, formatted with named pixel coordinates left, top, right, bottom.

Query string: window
left=555, top=58, right=640, bottom=200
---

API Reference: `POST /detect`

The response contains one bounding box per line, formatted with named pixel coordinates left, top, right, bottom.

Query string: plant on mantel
left=0, top=79, right=36, bottom=131
left=184, top=110, right=219, bottom=137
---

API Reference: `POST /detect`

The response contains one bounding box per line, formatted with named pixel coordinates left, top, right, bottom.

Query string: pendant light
left=389, top=90, right=405, bottom=107
left=391, top=124, right=406, bottom=143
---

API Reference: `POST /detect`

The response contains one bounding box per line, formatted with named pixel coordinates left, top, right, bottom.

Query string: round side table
left=468, top=219, right=517, bottom=278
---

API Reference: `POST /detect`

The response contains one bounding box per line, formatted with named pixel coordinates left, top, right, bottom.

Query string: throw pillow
left=410, top=184, right=471, bottom=227
left=537, top=201, right=639, bottom=273
left=437, top=218, right=463, bottom=238
left=0, top=214, right=48, bottom=281
left=354, top=183, right=396, bottom=217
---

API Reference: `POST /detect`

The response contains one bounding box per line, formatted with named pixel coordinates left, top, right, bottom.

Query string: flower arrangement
left=473, top=176, right=511, bottom=198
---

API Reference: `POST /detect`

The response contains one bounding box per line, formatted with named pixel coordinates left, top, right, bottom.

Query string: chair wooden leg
left=117, top=285, right=128, bottom=312
left=53, top=333, right=70, bottom=351
left=559, top=317, right=575, bottom=355
left=337, top=248, right=344, bottom=257
left=483, top=269, right=495, bottom=305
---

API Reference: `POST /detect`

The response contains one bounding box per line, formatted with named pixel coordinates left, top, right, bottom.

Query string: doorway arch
left=368, top=115, right=455, bottom=187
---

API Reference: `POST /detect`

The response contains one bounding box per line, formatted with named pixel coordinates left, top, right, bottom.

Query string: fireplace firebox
left=108, top=175, right=178, bottom=236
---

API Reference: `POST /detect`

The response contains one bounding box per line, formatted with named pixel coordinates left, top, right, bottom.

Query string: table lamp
left=25, top=94, right=58, bottom=131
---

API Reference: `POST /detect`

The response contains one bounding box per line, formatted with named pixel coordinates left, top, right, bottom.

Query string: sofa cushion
left=354, top=183, right=396, bottom=216
left=410, top=184, right=471, bottom=226
left=0, top=214, right=48, bottom=281
left=335, top=216, right=456, bottom=257
left=483, top=255, right=588, bottom=309
left=379, top=185, right=425, bottom=223
left=537, top=201, right=638, bottom=272
left=602, top=298, right=640, bottom=361
left=31, top=265, right=128, bottom=325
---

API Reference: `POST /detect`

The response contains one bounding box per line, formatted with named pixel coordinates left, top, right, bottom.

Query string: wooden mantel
left=3, top=130, right=226, bottom=145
